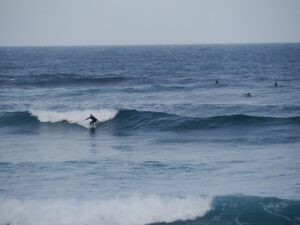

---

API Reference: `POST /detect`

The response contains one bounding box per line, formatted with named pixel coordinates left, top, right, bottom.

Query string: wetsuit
left=86, top=115, right=98, bottom=126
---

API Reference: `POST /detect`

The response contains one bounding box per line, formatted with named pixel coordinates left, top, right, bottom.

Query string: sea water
left=0, top=44, right=300, bottom=225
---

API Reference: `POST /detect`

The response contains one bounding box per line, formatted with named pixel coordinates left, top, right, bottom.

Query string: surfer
left=85, top=114, right=98, bottom=126
left=275, top=81, right=278, bottom=87
left=243, top=93, right=252, bottom=97
left=215, top=79, right=219, bottom=84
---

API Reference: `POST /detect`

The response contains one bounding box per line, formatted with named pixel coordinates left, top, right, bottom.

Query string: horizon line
left=0, top=41, right=300, bottom=48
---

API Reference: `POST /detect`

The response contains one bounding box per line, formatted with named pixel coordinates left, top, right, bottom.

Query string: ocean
left=0, top=44, right=300, bottom=225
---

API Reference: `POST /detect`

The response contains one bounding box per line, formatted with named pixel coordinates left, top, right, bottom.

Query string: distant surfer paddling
left=243, top=93, right=252, bottom=97
left=85, top=114, right=98, bottom=127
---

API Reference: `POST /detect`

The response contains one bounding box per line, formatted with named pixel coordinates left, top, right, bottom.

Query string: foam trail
left=30, top=109, right=118, bottom=128
left=0, top=195, right=211, bottom=225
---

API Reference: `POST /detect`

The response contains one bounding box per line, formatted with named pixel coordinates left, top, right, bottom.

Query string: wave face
left=0, top=195, right=211, bottom=225
left=152, top=195, right=300, bottom=225
left=1, top=109, right=299, bottom=132
left=108, top=110, right=300, bottom=132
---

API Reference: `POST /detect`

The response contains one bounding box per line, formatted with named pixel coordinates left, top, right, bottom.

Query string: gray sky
left=0, top=0, right=300, bottom=46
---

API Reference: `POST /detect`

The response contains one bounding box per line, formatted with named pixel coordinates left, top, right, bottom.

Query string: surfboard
left=90, top=123, right=96, bottom=131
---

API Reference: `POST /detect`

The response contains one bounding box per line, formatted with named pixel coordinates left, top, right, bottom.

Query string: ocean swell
left=0, top=73, right=129, bottom=87
left=109, top=110, right=300, bottom=131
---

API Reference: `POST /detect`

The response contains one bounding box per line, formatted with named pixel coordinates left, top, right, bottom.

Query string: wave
left=0, top=195, right=299, bottom=225
left=0, top=73, right=130, bottom=87
left=0, top=110, right=118, bottom=129
left=109, top=110, right=300, bottom=131
left=0, top=195, right=211, bottom=225
left=1, top=109, right=300, bottom=132
left=151, top=195, right=300, bottom=225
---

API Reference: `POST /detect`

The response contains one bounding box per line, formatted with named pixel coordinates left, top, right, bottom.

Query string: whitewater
left=0, top=196, right=211, bottom=225
left=1, top=44, right=300, bottom=225
left=30, top=109, right=118, bottom=128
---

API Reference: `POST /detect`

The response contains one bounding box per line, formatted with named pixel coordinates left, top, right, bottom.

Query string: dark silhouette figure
left=275, top=81, right=278, bottom=87
left=85, top=114, right=98, bottom=127
left=215, top=79, right=219, bottom=84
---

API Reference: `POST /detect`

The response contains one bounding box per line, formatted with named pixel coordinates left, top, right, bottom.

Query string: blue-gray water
left=0, top=44, right=300, bottom=225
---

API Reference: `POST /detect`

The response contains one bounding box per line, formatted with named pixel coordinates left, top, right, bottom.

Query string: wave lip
left=0, top=195, right=211, bottom=225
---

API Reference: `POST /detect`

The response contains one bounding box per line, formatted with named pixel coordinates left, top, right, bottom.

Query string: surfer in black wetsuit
left=85, top=114, right=98, bottom=126
left=243, top=93, right=252, bottom=97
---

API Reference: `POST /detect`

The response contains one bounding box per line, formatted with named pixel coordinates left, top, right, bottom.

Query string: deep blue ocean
left=0, top=44, right=300, bottom=225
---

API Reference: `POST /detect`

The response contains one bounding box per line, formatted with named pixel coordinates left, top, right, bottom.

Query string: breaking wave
left=0, top=109, right=117, bottom=129
left=30, top=109, right=118, bottom=129
left=0, top=195, right=299, bottom=225
left=1, top=109, right=299, bottom=132
left=0, top=195, right=211, bottom=225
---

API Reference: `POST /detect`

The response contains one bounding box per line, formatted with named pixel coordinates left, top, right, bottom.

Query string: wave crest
left=30, top=109, right=118, bottom=128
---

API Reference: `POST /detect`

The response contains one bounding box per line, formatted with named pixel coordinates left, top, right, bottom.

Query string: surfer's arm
left=85, top=117, right=90, bottom=120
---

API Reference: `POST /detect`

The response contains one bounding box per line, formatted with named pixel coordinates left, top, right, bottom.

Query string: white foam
left=0, top=195, right=211, bottom=225
left=30, top=109, right=118, bottom=129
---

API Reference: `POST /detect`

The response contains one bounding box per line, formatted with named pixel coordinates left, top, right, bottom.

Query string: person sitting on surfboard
left=85, top=114, right=98, bottom=126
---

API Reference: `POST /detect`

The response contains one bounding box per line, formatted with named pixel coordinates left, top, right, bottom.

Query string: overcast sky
left=0, top=0, right=300, bottom=46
